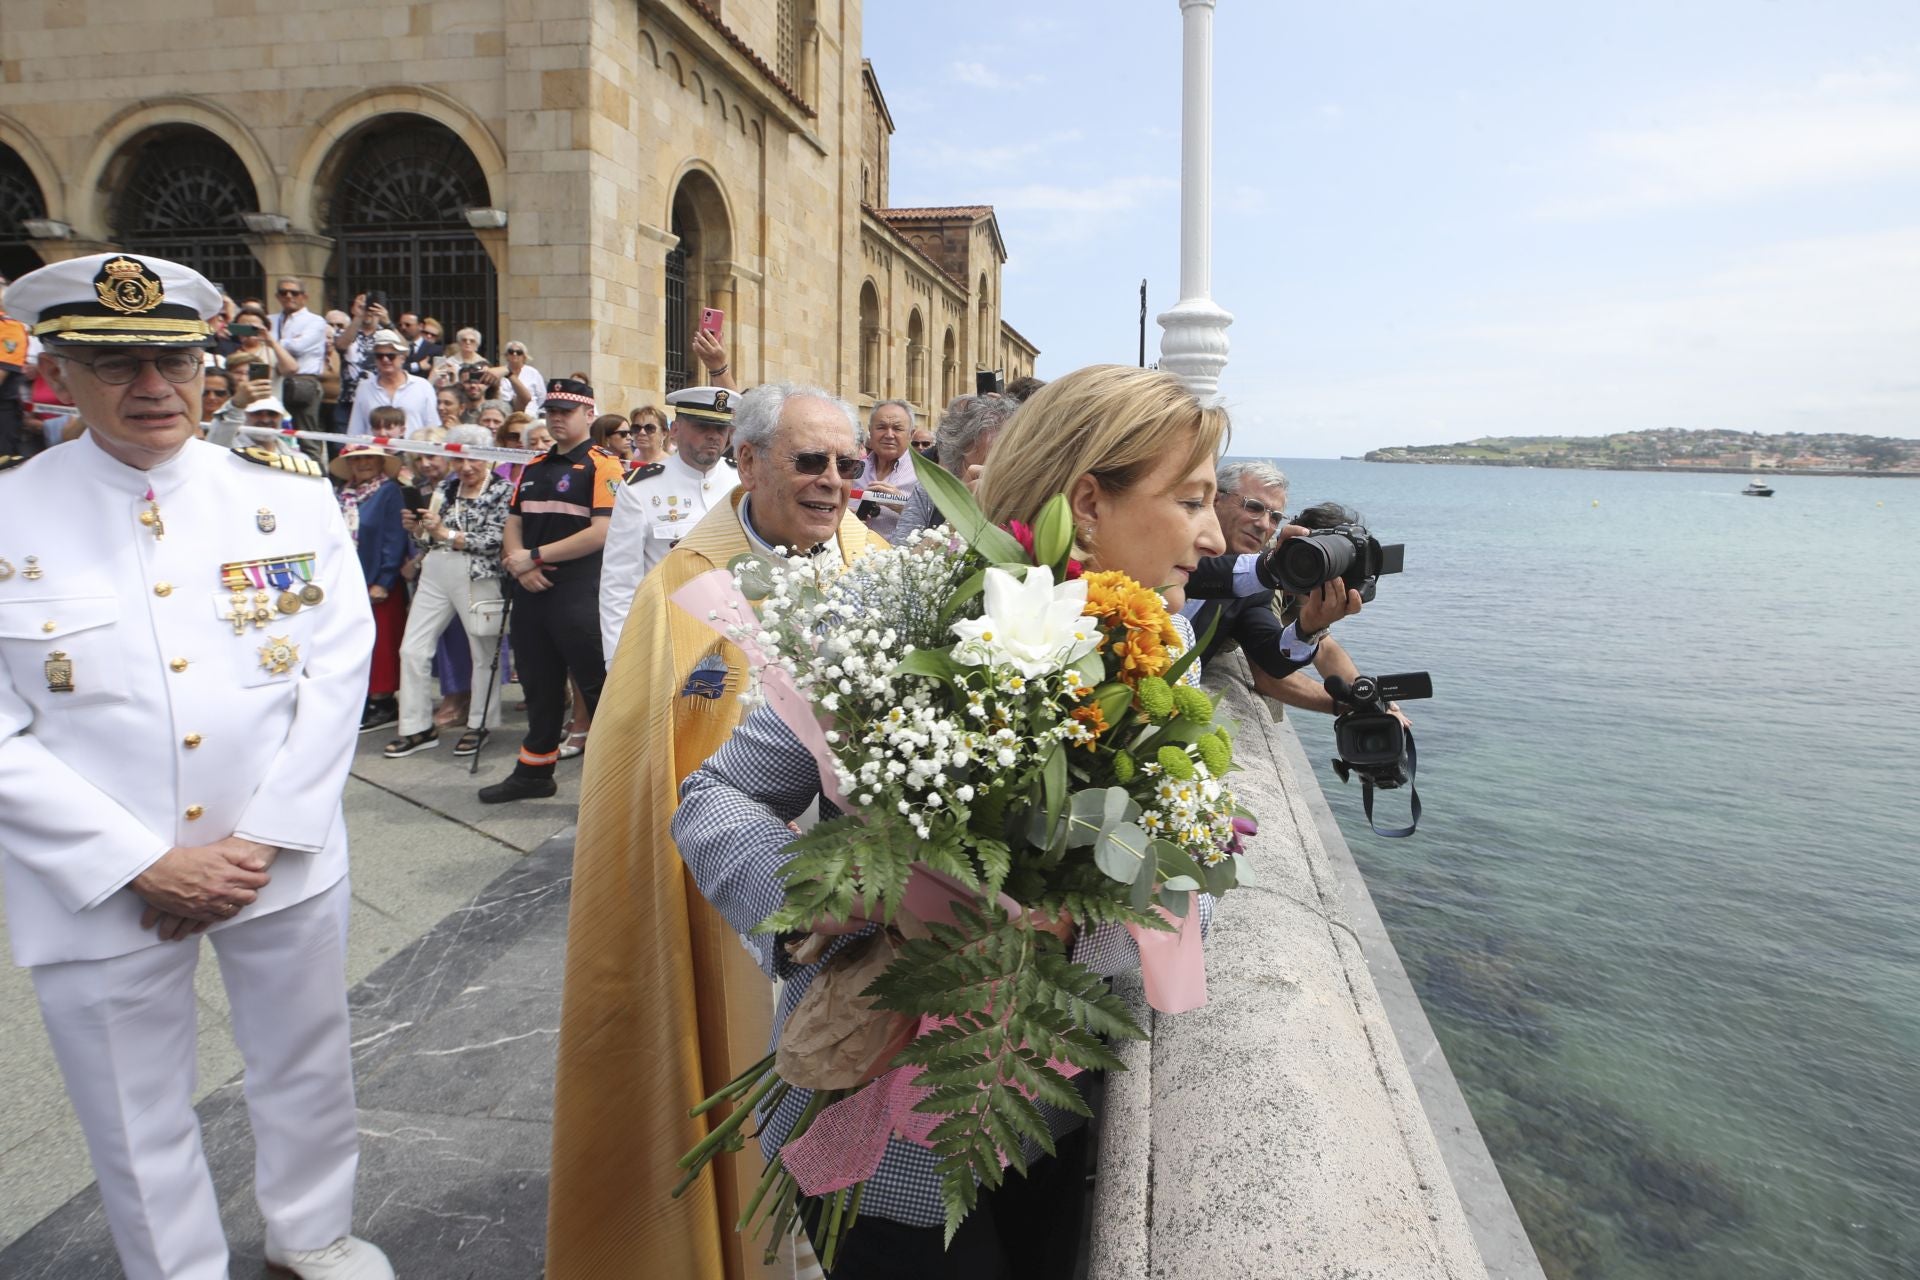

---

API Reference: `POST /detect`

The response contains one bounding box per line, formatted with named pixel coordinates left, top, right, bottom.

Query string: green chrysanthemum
left=1111, top=749, right=1136, bottom=783
left=1196, top=732, right=1231, bottom=776
left=1157, top=745, right=1195, bottom=780
left=1135, top=676, right=1174, bottom=719
left=1171, top=685, right=1213, bottom=723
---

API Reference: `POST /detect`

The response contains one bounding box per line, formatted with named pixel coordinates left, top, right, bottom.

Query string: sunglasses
left=375, top=351, right=401, bottom=359
left=1224, top=494, right=1286, bottom=525
left=790, top=451, right=864, bottom=480
left=632, top=422, right=659, bottom=434
left=608, top=428, right=632, bottom=438
left=912, top=440, right=937, bottom=454
left=276, top=288, right=305, bottom=297
left=62, top=350, right=204, bottom=385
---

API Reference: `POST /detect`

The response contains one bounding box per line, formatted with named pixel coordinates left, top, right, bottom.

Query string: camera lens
left=1273, top=531, right=1357, bottom=594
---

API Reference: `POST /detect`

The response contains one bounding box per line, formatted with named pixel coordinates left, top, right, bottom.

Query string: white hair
left=455, top=327, right=482, bottom=346
left=870, top=398, right=917, bottom=429
left=445, top=425, right=494, bottom=450
left=733, top=381, right=862, bottom=452
left=1217, top=459, right=1290, bottom=496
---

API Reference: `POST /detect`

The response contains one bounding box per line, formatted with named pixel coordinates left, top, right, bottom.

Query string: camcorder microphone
left=1325, top=671, right=1432, bottom=837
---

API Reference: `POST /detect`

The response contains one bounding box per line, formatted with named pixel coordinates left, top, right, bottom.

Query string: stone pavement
left=0, top=698, right=580, bottom=1276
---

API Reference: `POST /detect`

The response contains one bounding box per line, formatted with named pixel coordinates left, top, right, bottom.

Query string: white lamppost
left=1156, top=0, right=1233, bottom=400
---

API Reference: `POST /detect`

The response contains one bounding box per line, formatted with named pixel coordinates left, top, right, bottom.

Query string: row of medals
left=225, top=579, right=325, bottom=636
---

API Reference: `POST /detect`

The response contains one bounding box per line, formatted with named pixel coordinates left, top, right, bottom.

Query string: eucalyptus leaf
left=1203, top=856, right=1240, bottom=897
left=1032, top=494, right=1073, bottom=573
left=894, top=648, right=966, bottom=684
left=1158, top=886, right=1192, bottom=917
left=1064, top=787, right=1138, bottom=849
left=1094, top=821, right=1150, bottom=884
left=727, top=553, right=778, bottom=602
left=1162, top=875, right=1201, bottom=892
left=916, top=457, right=1028, bottom=564
left=1129, top=835, right=1158, bottom=911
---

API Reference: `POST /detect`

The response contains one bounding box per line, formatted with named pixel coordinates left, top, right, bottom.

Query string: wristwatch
left=1293, top=620, right=1330, bottom=648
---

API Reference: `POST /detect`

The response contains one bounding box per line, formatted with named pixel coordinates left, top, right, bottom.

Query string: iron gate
left=0, top=143, right=46, bottom=283
left=111, top=131, right=265, bottom=299
left=334, top=233, right=497, bottom=354
left=664, top=244, right=690, bottom=391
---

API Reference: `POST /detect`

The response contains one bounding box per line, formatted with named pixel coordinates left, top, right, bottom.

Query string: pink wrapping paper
left=1125, top=899, right=1208, bottom=1014
left=672, top=567, right=851, bottom=810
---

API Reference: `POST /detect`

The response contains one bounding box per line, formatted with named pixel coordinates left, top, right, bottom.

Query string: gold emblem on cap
left=713, top=389, right=729, bottom=410
left=94, top=256, right=166, bottom=316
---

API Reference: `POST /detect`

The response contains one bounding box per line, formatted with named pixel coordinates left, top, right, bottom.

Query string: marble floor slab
left=0, top=830, right=575, bottom=1279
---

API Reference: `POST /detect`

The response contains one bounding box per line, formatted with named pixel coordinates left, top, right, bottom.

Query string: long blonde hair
left=977, top=365, right=1229, bottom=529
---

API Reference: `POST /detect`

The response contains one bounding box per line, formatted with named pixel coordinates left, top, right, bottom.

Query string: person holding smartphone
left=348, top=329, right=438, bottom=435
left=502, top=340, right=544, bottom=413
left=330, top=291, right=388, bottom=427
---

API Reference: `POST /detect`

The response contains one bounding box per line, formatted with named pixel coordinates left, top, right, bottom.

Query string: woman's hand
left=369, top=584, right=389, bottom=602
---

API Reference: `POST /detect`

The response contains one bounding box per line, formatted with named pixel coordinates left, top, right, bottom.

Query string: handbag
left=467, top=580, right=507, bottom=638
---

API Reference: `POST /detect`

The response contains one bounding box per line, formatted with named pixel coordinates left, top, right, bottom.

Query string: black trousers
left=507, top=574, right=604, bottom=774
left=803, top=1127, right=1091, bottom=1279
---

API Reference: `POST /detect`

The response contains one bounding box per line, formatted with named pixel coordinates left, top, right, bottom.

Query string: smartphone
left=698, top=308, right=724, bottom=340
left=365, top=289, right=390, bottom=313
left=229, top=323, right=260, bottom=339
left=400, top=485, right=429, bottom=513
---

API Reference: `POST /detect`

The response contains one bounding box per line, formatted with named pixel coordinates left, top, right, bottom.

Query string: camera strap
left=1361, top=728, right=1420, bottom=838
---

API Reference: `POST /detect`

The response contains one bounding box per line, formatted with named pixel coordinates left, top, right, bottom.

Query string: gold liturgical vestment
left=548, top=491, right=886, bottom=1279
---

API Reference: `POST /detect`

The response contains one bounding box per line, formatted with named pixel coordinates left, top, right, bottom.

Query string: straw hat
left=329, top=443, right=402, bottom=480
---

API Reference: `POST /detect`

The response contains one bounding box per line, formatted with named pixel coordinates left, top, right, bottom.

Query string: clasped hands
left=130, top=838, right=279, bottom=942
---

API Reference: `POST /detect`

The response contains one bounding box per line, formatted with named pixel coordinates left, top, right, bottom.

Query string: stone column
left=1156, top=0, right=1234, bottom=400
left=241, top=232, right=337, bottom=305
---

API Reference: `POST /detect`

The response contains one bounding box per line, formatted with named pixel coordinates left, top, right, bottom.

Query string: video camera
left=1325, top=671, right=1432, bottom=837
left=1256, top=523, right=1404, bottom=602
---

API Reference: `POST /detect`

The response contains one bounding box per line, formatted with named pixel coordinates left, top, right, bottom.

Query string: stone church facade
left=0, top=0, right=1035, bottom=422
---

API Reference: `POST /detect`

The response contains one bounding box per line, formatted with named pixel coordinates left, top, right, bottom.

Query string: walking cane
left=468, top=588, right=516, bottom=776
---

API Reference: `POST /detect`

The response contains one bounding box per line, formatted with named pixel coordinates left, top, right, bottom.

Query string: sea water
left=1254, top=460, right=1920, bottom=1280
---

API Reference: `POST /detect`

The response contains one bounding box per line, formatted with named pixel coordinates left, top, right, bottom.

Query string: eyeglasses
left=62, top=351, right=204, bottom=385
left=608, top=428, right=632, bottom=438
left=505, top=347, right=526, bottom=356
left=913, top=440, right=937, bottom=455
left=1225, top=494, right=1285, bottom=526
left=632, top=422, right=659, bottom=434
left=276, top=287, right=305, bottom=298
left=789, top=451, right=864, bottom=480
left=374, top=351, right=401, bottom=360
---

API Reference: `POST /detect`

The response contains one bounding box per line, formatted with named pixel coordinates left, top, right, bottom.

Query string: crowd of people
left=0, top=248, right=1381, bottom=1280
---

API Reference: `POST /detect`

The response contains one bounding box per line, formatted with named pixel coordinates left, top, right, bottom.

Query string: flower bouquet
left=670, top=461, right=1254, bottom=1262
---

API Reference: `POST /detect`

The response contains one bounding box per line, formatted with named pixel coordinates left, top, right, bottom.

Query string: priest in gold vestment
left=548, top=383, right=887, bottom=1279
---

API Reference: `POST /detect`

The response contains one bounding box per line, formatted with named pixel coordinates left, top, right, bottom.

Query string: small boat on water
left=1742, top=480, right=1775, bottom=497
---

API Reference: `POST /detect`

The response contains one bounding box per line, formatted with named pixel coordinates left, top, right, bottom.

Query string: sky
left=863, top=1, right=1920, bottom=458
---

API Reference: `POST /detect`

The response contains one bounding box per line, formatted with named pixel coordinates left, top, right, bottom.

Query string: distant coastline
left=1361, top=427, right=1920, bottom=478
left=1360, top=457, right=1920, bottom=479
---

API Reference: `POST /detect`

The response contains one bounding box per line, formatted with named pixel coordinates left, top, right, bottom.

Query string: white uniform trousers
left=30, top=878, right=359, bottom=1280
left=397, top=547, right=505, bottom=736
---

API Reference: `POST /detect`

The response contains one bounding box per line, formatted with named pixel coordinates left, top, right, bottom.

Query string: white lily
left=949, top=565, right=1100, bottom=678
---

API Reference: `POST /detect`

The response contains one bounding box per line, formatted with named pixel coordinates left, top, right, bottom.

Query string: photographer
left=330, top=290, right=388, bottom=427
left=1185, top=463, right=1363, bottom=683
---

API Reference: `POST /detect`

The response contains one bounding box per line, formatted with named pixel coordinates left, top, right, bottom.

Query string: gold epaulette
left=231, top=446, right=324, bottom=478
left=0, top=455, right=26, bottom=474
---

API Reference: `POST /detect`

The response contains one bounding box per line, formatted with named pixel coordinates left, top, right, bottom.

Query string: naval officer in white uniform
left=0, top=253, right=393, bottom=1280
left=597, top=384, right=739, bottom=661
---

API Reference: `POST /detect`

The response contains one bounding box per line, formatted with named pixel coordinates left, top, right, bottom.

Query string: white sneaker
left=265, top=1235, right=395, bottom=1279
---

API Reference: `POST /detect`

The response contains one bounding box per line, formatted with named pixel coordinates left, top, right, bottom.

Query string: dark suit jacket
left=351, top=480, right=409, bottom=592
left=1186, top=554, right=1310, bottom=681
left=404, top=339, right=444, bottom=379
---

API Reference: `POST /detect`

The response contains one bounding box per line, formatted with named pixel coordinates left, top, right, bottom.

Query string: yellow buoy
left=1592, top=499, right=1600, bottom=507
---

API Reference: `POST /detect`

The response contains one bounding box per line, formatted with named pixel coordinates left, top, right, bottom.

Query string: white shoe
left=265, top=1235, right=395, bottom=1279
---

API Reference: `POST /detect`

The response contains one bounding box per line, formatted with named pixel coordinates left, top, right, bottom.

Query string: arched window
left=0, top=142, right=47, bottom=282
left=105, top=126, right=263, bottom=298
left=666, top=171, right=733, bottom=392
left=858, top=281, right=881, bottom=397
left=906, top=308, right=926, bottom=407
left=322, top=116, right=496, bottom=351
left=941, top=327, right=957, bottom=406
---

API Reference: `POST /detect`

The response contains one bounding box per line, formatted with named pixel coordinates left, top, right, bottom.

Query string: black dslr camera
left=1257, top=524, right=1404, bottom=602
left=1325, top=672, right=1432, bottom=837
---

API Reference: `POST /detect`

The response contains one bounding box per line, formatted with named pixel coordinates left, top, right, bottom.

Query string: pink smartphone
left=698, top=308, right=724, bottom=339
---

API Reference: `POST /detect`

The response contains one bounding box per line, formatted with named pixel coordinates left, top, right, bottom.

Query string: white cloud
left=1541, top=64, right=1920, bottom=218
left=948, top=60, right=1044, bottom=91
left=907, top=130, right=1084, bottom=175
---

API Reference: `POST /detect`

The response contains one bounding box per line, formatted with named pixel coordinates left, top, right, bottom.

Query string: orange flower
left=1069, top=701, right=1109, bottom=747
left=1082, top=570, right=1180, bottom=682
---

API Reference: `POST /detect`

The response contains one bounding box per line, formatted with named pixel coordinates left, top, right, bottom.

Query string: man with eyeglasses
left=501, top=340, right=544, bottom=413
left=596, top=384, right=739, bottom=661
left=270, top=278, right=329, bottom=445
left=346, top=328, right=437, bottom=436
left=395, top=310, right=441, bottom=378
left=0, top=252, right=393, bottom=1279
left=548, top=381, right=887, bottom=1278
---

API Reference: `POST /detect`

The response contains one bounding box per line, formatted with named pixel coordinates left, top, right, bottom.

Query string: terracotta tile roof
left=874, top=205, right=995, bottom=220
left=862, top=204, right=967, bottom=290
left=685, top=0, right=815, bottom=116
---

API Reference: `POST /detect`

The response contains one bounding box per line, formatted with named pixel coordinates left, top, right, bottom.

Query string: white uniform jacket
left=0, top=434, right=373, bottom=966
left=598, top=451, right=738, bottom=661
